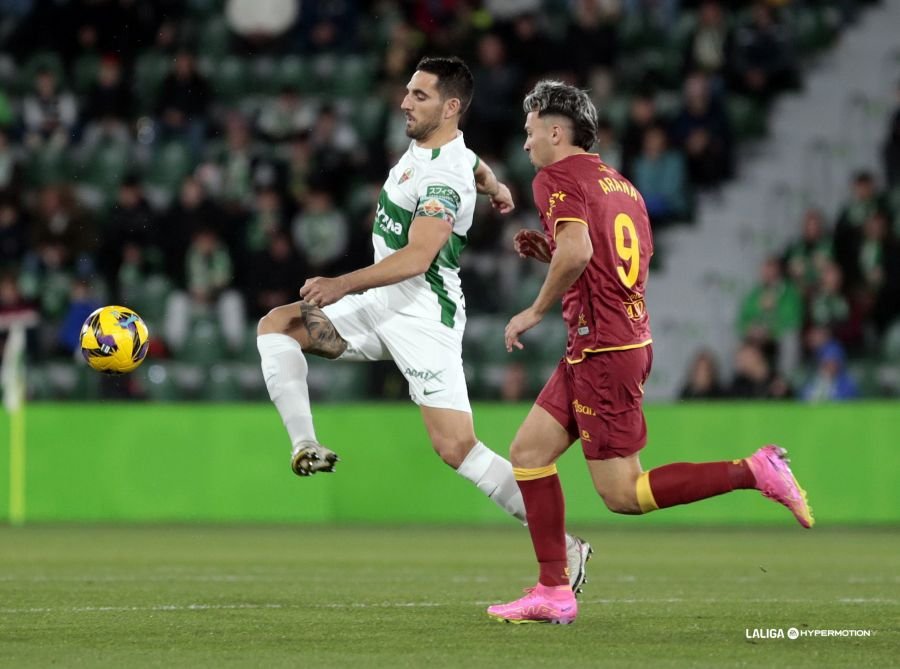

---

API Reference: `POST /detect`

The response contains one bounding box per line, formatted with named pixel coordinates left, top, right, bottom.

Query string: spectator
left=83, top=55, right=132, bottom=125
left=290, top=188, right=351, bottom=276
left=679, top=349, right=727, bottom=400
left=737, top=256, right=803, bottom=369
left=256, top=87, right=316, bottom=143
left=683, top=0, right=733, bottom=86
left=564, top=0, right=619, bottom=76
left=308, top=104, right=360, bottom=198
left=670, top=71, right=733, bottom=187
left=101, top=176, right=161, bottom=293
left=245, top=229, right=303, bottom=320
left=162, top=177, right=224, bottom=285
left=833, top=171, right=889, bottom=285
left=21, top=68, right=78, bottom=151
left=466, top=33, right=523, bottom=156
left=728, top=341, right=792, bottom=399
left=801, top=336, right=859, bottom=402
left=852, top=210, right=900, bottom=334
left=165, top=227, right=245, bottom=354
left=784, top=207, right=832, bottom=297
left=621, top=90, right=662, bottom=178
left=0, top=129, right=23, bottom=197
left=596, top=117, right=624, bottom=173
left=30, top=184, right=96, bottom=271
left=506, top=13, right=557, bottom=86
left=156, top=49, right=210, bottom=158
left=56, top=278, right=102, bottom=355
left=731, top=2, right=798, bottom=100
left=632, top=124, right=689, bottom=224
left=808, top=261, right=854, bottom=341
left=0, top=198, right=28, bottom=269
left=883, top=82, right=900, bottom=189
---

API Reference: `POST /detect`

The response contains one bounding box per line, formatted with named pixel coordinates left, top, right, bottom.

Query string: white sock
left=257, top=333, right=317, bottom=448
left=456, top=441, right=526, bottom=524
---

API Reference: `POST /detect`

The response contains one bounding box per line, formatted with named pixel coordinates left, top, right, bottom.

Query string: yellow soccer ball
left=79, top=305, right=150, bottom=374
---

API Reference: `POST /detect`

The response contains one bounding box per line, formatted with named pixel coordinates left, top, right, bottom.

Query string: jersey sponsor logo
left=545, top=190, right=567, bottom=219
left=425, top=184, right=460, bottom=205
left=580, top=429, right=592, bottom=442
left=572, top=399, right=596, bottom=416
left=398, top=167, right=415, bottom=184
left=376, top=201, right=406, bottom=237
left=623, top=293, right=646, bottom=321
left=404, top=367, right=445, bottom=383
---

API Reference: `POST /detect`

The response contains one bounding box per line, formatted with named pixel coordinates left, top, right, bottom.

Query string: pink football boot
left=487, top=584, right=578, bottom=624
left=746, top=445, right=815, bottom=528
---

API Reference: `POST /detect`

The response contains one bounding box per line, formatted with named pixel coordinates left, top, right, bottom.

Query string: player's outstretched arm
left=474, top=157, right=514, bottom=214
left=299, top=217, right=451, bottom=307
left=505, top=221, right=592, bottom=351
left=513, top=229, right=552, bottom=263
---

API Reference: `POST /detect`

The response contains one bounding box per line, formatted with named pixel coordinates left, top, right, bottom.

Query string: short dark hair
left=415, top=56, right=474, bottom=115
left=523, top=80, right=599, bottom=151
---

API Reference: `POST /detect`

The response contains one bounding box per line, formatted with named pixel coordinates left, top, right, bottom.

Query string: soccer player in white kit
left=257, top=57, right=590, bottom=592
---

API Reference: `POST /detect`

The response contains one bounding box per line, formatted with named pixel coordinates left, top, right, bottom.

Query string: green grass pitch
left=0, top=525, right=896, bottom=668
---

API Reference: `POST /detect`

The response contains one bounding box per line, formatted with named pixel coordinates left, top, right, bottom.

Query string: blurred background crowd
left=0, top=0, right=897, bottom=402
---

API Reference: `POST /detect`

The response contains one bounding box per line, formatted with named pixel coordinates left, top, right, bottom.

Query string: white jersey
left=371, top=133, right=477, bottom=330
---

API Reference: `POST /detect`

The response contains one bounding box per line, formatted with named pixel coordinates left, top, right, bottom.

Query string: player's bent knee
left=509, top=440, right=553, bottom=469
left=431, top=434, right=477, bottom=469
left=598, top=489, right=642, bottom=515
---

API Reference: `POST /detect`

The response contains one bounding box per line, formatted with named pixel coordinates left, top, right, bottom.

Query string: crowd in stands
left=0, top=0, right=889, bottom=401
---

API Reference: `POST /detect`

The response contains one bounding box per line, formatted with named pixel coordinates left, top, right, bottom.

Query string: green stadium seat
left=139, top=361, right=182, bottom=401
left=25, top=145, right=70, bottom=187
left=174, top=312, right=227, bottom=366
left=727, top=95, right=767, bottom=140
left=205, top=363, right=244, bottom=401
left=134, top=51, right=172, bottom=113
left=276, top=55, right=313, bottom=93
left=333, top=55, right=375, bottom=97
left=143, top=140, right=194, bottom=205
left=210, top=56, right=250, bottom=102
left=198, top=15, right=231, bottom=60
left=350, top=96, right=388, bottom=144
left=79, top=138, right=132, bottom=207
left=72, top=53, right=101, bottom=94
left=16, top=51, right=64, bottom=93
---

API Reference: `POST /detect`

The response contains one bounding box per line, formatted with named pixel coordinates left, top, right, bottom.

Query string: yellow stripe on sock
left=635, top=471, right=659, bottom=513
left=513, top=464, right=558, bottom=481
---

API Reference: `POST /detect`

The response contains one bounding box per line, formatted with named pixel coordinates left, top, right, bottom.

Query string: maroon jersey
left=532, top=153, right=653, bottom=364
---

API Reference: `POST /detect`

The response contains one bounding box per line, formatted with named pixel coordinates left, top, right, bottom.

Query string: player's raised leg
left=257, top=300, right=345, bottom=476
left=586, top=447, right=814, bottom=528
left=486, top=404, right=579, bottom=624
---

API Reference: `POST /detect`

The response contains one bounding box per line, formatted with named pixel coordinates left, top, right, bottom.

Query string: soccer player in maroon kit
left=486, top=81, right=814, bottom=625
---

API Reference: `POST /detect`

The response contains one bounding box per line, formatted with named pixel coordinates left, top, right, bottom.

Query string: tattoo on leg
left=290, top=301, right=347, bottom=359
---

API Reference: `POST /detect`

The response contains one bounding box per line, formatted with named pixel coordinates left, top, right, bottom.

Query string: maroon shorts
left=535, top=345, right=653, bottom=460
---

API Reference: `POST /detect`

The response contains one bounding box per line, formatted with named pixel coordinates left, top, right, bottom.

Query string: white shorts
left=321, top=289, right=471, bottom=412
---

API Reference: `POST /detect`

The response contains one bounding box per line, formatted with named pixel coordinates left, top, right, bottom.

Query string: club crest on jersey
left=398, top=167, right=415, bottom=184
left=546, top=191, right=567, bottom=218
left=623, top=293, right=646, bottom=321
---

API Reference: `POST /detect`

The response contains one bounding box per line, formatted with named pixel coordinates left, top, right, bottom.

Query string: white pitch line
left=1, top=597, right=893, bottom=616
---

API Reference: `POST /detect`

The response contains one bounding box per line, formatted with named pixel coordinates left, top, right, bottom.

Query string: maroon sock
left=517, top=471, right=568, bottom=587
left=647, top=460, right=756, bottom=509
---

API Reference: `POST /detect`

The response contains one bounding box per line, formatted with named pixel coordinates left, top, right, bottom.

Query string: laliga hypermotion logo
left=398, top=167, right=414, bottom=184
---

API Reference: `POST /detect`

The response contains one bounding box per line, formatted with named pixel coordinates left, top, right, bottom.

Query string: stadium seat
left=139, top=361, right=182, bottom=401
left=198, top=15, right=231, bottom=60
left=72, top=53, right=101, bottom=94
left=727, top=95, right=767, bottom=140
left=306, top=357, right=369, bottom=401
left=205, top=362, right=244, bottom=401
left=175, top=313, right=227, bottom=366
left=332, top=55, right=376, bottom=97
left=16, top=51, right=64, bottom=93
left=210, top=56, right=250, bottom=102
left=275, top=55, right=313, bottom=93
left=143, top=140, right=194, bottom=207
left=133, top=52, right=172, bottom=113
left=77, top=138, right=132, bottom=208
left=25, top=145, right=70, bottom=187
